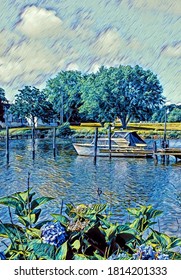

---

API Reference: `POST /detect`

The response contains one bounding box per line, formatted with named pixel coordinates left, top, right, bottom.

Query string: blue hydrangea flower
left=108, top=252, right=129, bottom=260
left=0, top=252, right=6, bottom=260
left=133, top=245, right=156, bottom=260
left=157, top=253, right=170, bottom=260
left=41, top=222, right=67, bottom=247
left=133, top=245, right=170, bottom=260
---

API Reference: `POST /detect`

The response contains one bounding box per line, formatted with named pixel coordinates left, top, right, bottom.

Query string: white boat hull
left=73, top=143, right=152, bottom=158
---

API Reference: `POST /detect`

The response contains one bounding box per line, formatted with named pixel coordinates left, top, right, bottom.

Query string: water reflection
left=0, top=138, right=181, bottom=237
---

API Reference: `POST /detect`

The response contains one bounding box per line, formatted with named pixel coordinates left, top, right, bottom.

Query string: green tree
left=11, top=86, right=55, bottom=158
left=151, top=104, right=179, bottom=122
left=80, top=65, right=164, bottom=128
left=167, top=108, right=181, bottom=122
left=0, top=87, right=8, bottom=122
left=44, top=70, right=83, bottom=124
left=11, top=86, right=54, bottom=124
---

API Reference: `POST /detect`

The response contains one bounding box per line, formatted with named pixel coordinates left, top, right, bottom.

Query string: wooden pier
left=153, top=148, right=181, bottom=163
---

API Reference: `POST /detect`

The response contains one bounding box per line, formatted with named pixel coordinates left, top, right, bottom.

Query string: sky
left=0, top=0, right=180, bottom=103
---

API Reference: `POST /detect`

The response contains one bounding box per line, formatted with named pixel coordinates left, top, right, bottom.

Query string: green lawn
left=0, top=122, right=180, bottom=139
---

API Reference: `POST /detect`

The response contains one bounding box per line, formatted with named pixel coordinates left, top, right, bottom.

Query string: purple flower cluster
left=41, top=222, right=67, bottom=247
left=133, top=245, right=169, bottom=260
left=0, top=252, right=6, bottom=260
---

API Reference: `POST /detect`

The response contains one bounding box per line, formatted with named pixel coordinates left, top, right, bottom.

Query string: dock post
left=161, top=139, right=165, bottom=164
left=94, top=127, right=98, bottom=164
left=108, top=124, right=112, bottom=159
left=153, top=141, right=158, bottom=164
left=5, top=121, right=9, bottom=165
left=53, top=126, right=56, bottom=158
left=32, top=120, right=35, bottom=160
left=166, top=140, right=169, bottom=164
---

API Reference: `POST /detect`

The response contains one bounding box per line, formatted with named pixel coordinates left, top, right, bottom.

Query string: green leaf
left=168, top=238, right=181, bottom=249
left=56, top=241, right=68, bottom=260
left=0, top=223, right=24, bottom=239
left=73, top=254, right=89, bottom=260
left=150, top=230, right=171, bottom=249
left=51, top=214, right=69, bottom=226
left=65, top=204, right=74, bottom=216
left=86, top=204, right=107, bottom=215
left=30, top=241, right=55, bottom=260
left=31, top=197, right=54, bottom=210
left=127, top=207, right=141, bottom=217
left=93, top=252, right=105, bottom=260
left=72, top=239, right=81, bottom=250
left=26, top=228, right=41, bottom=238
left=0, top=196, right=23, bottom=209
left=146, top=207, right=163, bottom=219
left=105, top=224, right=118, bottom=241
left=14, top=189, right=35, bottom=203
left=18, top=209, right=41, bottom=226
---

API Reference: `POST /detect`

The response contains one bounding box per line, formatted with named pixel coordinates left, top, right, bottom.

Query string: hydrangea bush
left=0, top=186, right=181, bottom=260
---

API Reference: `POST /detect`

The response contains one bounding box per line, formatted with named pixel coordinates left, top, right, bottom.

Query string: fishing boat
left=73, top=131, right=153, bottom=157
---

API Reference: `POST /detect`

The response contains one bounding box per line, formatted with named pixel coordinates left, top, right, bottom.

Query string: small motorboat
left=73, top=131, right=153, bottom=157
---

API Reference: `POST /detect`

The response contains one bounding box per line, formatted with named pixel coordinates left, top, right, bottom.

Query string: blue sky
left=0, top=0, right=180, bottom=103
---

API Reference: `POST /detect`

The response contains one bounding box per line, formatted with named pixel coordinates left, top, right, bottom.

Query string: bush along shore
left=0, top=182, right=181, bottom=260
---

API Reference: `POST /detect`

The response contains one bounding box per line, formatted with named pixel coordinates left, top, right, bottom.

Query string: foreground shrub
left=0, top=185, right=181, bottom=260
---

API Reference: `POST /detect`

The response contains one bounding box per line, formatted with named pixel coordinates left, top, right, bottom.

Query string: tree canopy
left=0, top=87, right=8, bottom=122
left=167, top=107, right=181, bottom=122
left=10, top=86, right=55, bottom=125
left=80, top=65, right=164, bottom=128
left=151, top=104, right=181, bottom=123
left=44, top=70, right=83, bottom=123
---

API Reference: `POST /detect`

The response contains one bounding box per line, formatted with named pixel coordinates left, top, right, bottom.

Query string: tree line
left=0, top=65, right=181, bottom=128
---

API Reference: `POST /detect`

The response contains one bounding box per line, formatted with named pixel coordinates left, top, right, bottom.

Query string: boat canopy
left=112, top=131, right=146, bottom=146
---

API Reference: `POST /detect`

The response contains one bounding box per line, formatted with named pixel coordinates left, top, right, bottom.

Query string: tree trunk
left=120, top=117, right=127, bottom=129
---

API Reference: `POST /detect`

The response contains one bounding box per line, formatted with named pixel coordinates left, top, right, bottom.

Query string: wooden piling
left=94, top=127, right=98, bottom=164
left=6, top=123, right=9, bottom=165
left=32, top=121, right=35, bottom=160
left=108, top=124, right=112, bottom=159
left=153, top=141, right=158, bottom=164
left=53, top=126, right=56, bottom=158
left=166, top=140, right=169, bottom=163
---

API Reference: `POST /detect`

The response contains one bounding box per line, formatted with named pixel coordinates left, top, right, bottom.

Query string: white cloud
left=0, top=40, right=66, bottom=87
left=161, top=43, right=181, bottom=58
left=66, top=63, right=79, bottom=71
left=88, top=63, right=101, bottom=73
left=91, top=28, right=126, bottom=58
left=16, top=6, right=63, bottom=39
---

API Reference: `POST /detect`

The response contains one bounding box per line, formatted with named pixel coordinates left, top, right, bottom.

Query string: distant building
left=0, top=104, right=56, bottom=128
left=0, top=103, right=28, bottom=128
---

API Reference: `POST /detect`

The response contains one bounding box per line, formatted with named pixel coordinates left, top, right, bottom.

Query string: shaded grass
left=0, top=123, right=181, bottom=139
left=0, top=126, right=50, bottom=136
left=71, top=122, right=181, bottom=139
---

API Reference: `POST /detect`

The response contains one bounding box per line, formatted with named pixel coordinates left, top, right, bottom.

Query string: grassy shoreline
left=0, top=122, right=181, bottom=139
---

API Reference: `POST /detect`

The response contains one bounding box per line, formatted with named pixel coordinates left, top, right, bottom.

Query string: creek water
left=0, top=138, right=181, bottom=238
